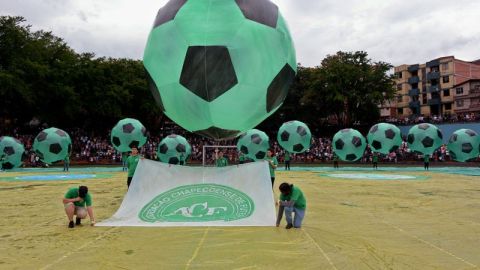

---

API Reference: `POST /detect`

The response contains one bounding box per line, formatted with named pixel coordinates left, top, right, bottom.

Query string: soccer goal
left=202, top=145, right=239, bottom=167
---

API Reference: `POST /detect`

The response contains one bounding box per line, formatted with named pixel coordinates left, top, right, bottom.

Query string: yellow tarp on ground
left=0, top=169, right=479, bottom=269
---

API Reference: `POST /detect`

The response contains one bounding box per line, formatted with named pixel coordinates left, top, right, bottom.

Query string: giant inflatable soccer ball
left=277, top=120, right=311, bottom=153
left=110, top=118, right=147, bottom=152
left=332, top=129, right=366, bottom=162
left=33, top=128, right=72, bottom=164
left=367, top=123, right=402, bottom=154
left=236, top=129, right=270, bottom=161
left=447, top=129, right=480, bottom=162
left=144, top=0, right=296, bottom=140
left=0, top=136, right=25, bottom=169
left=157, top=134, right=192, bottom=164
left=407, top=123, right=443, bottom=155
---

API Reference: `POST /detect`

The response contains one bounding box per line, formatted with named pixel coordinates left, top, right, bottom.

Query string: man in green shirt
left=63, top=186, right=95, bottom=228
left=266, top=149, right=278, bottom=187
left=276, top=182, right=306, bottom=229
left=63, top=155, right=70, bottom=172
left=238, top=152, right=245, bottom=164
left=284, top=151, right=291, bottom=171
left=372, top=152, right=378, bottom=170
left=126, top=147, right=142, bottom=188
left=424, top=154, right=430, bottom=170
left=333, top=153, right=339, bottom=169
left=215, top=150, right=228, bottom=167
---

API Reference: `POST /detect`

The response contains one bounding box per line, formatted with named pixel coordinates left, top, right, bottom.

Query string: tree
left=301, top=51, right=395, bottom=127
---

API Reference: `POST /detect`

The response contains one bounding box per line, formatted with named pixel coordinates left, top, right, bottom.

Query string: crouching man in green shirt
left=63, top=186, right=95, bottom=228
left=276, top=182, right=306, bottom=229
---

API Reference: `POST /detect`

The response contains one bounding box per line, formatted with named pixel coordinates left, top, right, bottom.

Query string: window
left=397, top=95, right=403, bottom=102
left=456, top=87, right=464, bottom=95
left=443, top=89, right=450, bottom=97
left=397, top=108, right=403, bottom=114
left=431, top=66, right=439, bottom=72
left=456, top=100, right=464, bottom=107
left=396, top=72, right=402, bottom=79
left=442, top=76, right=449, bottom=83
left=397, top=84, right=402, bottom=91
left=442, top=63, right=449, bottom=71
left=422, top=94, right=427, bottom=104
left=445, top=103, right=452, bottom=110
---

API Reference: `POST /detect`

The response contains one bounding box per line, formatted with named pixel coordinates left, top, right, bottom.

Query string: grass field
left=0, top=167, right=479, bottom=270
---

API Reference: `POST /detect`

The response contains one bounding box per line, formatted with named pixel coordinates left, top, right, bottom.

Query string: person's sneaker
left=75, top=217, right=81, bottom=225
left=285, top=223, right=293, bottom=229
left=68, top=221, right=74, bottom=228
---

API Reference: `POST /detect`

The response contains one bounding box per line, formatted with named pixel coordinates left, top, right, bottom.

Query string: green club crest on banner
left=139, top=184, right=255, bottom=222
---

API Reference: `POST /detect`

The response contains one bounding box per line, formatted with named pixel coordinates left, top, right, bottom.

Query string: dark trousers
left=127, top=177, right=133, bottom=188
left=333, top=161, right=339, bottom=169
left=271, top=177, right=275, bottom=187
left=373, top=162, right=378, bottom=169
left=424, top=162, right=429, bottom=170
left=285, top=161, right=290, bottom=170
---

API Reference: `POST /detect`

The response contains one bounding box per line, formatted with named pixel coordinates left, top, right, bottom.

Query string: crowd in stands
left=385, top=112, right=479, bottom=126
left=0, top=126, right=464, bottom=167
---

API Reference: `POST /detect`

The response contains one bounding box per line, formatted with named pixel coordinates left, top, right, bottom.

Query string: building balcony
left=408, top=76, right=420, bottom=84
left=408, top=64, right=419, bottom=73
left=426, top=71, right=440, bottom=81
left=427, top=98, right=441, bottom=105
left=426, top=59, right=440, bottom=68
left=408, top=88, right=420, bottom=96
left=427, top=85, right=440, bottom=93
left=409, top=100, right=420, bottom=108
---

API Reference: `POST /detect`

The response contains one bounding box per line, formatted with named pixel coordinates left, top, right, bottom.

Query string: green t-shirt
left=122, top=152, right=129, bottom=161
left=127, top=155, right=140, bottom=177
left=65, top=187, right=92, bottom=207
left=64, top=155, right=70, bottom=162
left=239, top=154, right=245, bottom=162
left=279, top=185, right=306, bottom=210
left=265, top=156, right=278, bottom=177
left=284, top=152, right=291, bottom=161
left=372, top=154, right=378, bottom=162
left=424, top=155, right=430, bottom=163
left=216, top=157, right=228, bottom=167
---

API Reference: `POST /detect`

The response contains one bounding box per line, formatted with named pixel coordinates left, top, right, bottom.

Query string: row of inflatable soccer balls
left=1, top=120, right=479, bottom=169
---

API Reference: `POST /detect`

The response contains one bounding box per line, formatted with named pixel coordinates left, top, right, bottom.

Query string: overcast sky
left=1, top=0, right=479, bottom=67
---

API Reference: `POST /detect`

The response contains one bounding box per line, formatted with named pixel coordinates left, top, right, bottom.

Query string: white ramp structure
left=97, top=159, right=276, bottom=227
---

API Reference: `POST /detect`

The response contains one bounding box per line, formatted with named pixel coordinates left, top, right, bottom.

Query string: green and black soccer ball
left=236, top=129, right=270, bottom=161
left=407, top=123, right=443, bottom=155
left=110, top=118, right=147, bottom=152
left=447, top=129, right=479, bottom=162
left=0, top=136, right=25, bottom=169
left=144, top=0, right=296, bottom=140
left=32, top=128, right=72, bottom=164
left=277, top=120, right=311, bottom=153
left=332, top=128, right=366, bottom=162
left=157, top=134, right=191, bottom=164
left=367, top=123, right=402, bottom=154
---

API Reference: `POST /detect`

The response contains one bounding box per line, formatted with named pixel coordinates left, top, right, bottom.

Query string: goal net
left=202, top=145, right=239, bottom=167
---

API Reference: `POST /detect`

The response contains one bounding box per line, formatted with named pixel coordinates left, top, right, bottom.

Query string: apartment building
left=392, top=56, right=480, bottom=118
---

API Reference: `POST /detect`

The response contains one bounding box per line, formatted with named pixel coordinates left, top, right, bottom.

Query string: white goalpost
left=202, top=145, right=238, bottom=167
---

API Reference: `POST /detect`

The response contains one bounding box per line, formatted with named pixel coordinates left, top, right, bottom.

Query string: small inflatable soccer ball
left=33, top=128, right=72, bottom=164
left=447, top=129, right=480, bottom=162
left=367, top=123, right=402, bottom=154
left=407, top=123, right=443, bottom=155
left=277, top=120, right=311, bottom=153
left=110, top=118, right=147, bottom=152
left=157, top=134, right=191, bottom=164
left=332, top=128, right=366, bottom=162
left=0, top=136, right=25, bottom=169
left=236, top=129, right=270, bottom=161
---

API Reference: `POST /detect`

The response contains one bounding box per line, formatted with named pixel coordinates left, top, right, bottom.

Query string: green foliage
left=0, top=16, right=160, bottom=129
left=300, top=51, right=395, bottom=127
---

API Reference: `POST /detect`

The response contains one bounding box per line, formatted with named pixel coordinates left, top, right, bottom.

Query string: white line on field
left=39, top=227, right=118, bottom=270
left=185, top=227, right=210, bottom=270
left=302, top=228, right=338, bottom=270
